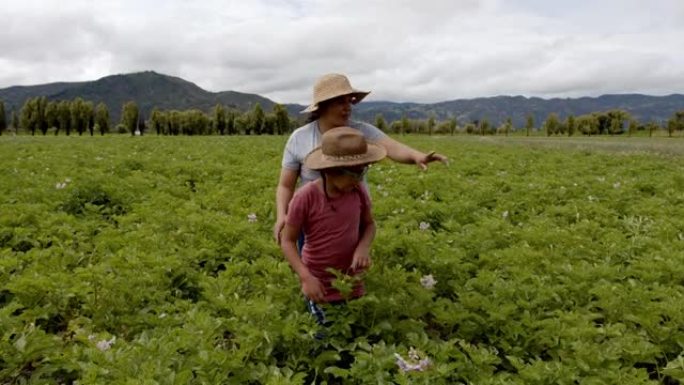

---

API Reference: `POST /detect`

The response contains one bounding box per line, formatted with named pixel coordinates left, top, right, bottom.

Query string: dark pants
left=299, top=232, right=328, bottom=327
left=299, top=233, right=346, bottom=333
left=306, top=299, right=329, bottom=327
left=306, top=298, right=349, bottom=343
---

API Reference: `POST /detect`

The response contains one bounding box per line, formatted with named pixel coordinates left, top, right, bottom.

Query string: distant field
left=478, top=135, right=684, bottom=156
left=1, top=135, right=683, bottom=384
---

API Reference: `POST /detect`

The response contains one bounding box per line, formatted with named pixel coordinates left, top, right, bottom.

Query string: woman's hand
left=300, top=273, right=325, bottom=303
left=275, top=167, right=298, bottom=243
left=273, top=217, right=286, bottom=244
left=415, top=151, right=449, bottom=171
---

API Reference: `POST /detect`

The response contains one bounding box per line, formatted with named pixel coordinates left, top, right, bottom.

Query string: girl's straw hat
left=305, top=127, right=386, bottom=170
left=301, top=73, right=370, bottom=113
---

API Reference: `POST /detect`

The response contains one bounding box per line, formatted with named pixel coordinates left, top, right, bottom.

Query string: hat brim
left=304, top=142, right=386, bottom=170
left=300, top=90, right=370, bottom=114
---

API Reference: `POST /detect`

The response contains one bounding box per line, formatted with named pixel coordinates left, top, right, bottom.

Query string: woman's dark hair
left=306, top=111, right=320, bottom=123
left=306, top=99, right=334, bottom=123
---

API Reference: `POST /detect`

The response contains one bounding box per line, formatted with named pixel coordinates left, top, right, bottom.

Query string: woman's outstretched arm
left=376, top=136, right=448, bottom=170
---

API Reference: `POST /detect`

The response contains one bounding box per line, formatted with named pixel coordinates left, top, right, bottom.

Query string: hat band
left=323, top=153, right=367, bottom=161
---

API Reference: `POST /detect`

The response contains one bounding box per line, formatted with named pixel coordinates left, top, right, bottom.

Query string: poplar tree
left=226, top=109, right=237, bottom=135
left=149, top=108, right=163, bottom=135
left=0, top=100, right=6, bottom=135
left=36, top=97, right=49, bottom=135
left=45, top=101, right=59, bottom=135
left=448, top=118, right=457, bottom=135
left=95, top=103, right=110, bottom=135
left=273, top=104, right=290, bottom=135
left=251, top=103, right=265, bottom=135
left=427, top=115, right=435, bottom=136
left=627, top=119, right=637, bottom=137
left=504, top=117, right=512, bottom=136
left=121, top=101, right=140, bottom=135
left=70, top=98, right=88, bottom=135
left=525, top=114, right=534, bottom=137
left=58, top=101, right=71, bottom=135
left=213, top=104, right=226, bottom=135
left=84, top=101, right=95, bottom=136
left=544, top=113, right=560, bottom=136
left=479, top=118, right=490, bottom=135
left=566, top=115, right=576, bottom=137
left=669, top=111, right=684, bottom=136
left=375, top=114, right=387, bottom=133
left=401, top=115, right=409, bottom=135
left=11, top=110, right=19, bottom=133
left=20, top=98, right=36, bottom=135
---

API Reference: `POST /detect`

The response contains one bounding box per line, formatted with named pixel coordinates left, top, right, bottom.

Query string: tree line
left=0, top=97, right=683, bottom=137
left=0, top=97, right=296, bottom=136
left=142, top=103, right=292, bottom=136
left=0, top=97, right=110, bottom=136
left=538, top=110, right=684, bottom=137
left=374, top=110, right=684, bottom=137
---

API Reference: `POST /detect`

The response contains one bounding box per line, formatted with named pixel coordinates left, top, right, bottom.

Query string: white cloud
left=0, top=0, right=682, bottom=104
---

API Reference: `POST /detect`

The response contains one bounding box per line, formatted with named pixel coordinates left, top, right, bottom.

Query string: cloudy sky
left=2, top=0, right=683, bottom=104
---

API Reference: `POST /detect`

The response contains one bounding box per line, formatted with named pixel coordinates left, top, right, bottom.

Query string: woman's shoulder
left=348, top=120, right=386, bottom=140
left=289, top=121, right=317, bottom=138
left=284, top=122, right=317, bottom=160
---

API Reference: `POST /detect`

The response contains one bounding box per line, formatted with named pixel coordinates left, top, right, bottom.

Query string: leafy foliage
left=1, top=135, right=683, bottom=384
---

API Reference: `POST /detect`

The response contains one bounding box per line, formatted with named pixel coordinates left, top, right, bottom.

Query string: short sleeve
left=352, top=121, right=387, bottom=142
left=281, top=134, right=301, bottom=170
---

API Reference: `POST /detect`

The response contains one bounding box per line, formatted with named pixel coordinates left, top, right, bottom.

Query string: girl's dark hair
left=320, top=172, right=336, bottom=212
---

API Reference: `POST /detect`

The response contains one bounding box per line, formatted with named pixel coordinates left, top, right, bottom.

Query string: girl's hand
left=351, top=249, right=371, bottom=271
left=300, top=274, right=325, bottom=303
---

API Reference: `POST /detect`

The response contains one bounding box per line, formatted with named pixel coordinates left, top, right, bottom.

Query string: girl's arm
left=281, top=222, right=325, bottom=302
left=351, top=208, right=376, bottom=271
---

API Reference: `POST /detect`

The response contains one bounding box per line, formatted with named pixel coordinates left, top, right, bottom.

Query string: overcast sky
left=2, top=0, right=683, bottom=104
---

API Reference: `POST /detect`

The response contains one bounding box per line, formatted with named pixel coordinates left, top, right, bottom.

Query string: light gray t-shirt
left=282, top=120, right=387, bottom=186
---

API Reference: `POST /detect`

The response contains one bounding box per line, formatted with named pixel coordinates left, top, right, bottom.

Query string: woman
left=274, top=73, right=447, bottom=243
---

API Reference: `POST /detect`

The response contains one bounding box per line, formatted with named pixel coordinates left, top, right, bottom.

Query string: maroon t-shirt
left=287, top=181, right=371, bottom=302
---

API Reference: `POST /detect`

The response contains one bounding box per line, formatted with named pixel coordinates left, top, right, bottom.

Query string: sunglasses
left=338, top=166, right=368, bottom=179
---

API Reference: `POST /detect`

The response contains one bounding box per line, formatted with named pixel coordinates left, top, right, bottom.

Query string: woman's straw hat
left=301, top=73, right=370, bottom=113
left=304, top=127, right=386, bottom=170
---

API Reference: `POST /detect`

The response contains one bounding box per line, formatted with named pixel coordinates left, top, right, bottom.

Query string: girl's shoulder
left=293, top=180, right=322, bottom=199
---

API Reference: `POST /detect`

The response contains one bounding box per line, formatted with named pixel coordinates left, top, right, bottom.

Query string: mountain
left=0, top=71, right=276, bottom=124
left=0, top=71, right=682, bottom=127
left=350, top=94, right=684, bottom=127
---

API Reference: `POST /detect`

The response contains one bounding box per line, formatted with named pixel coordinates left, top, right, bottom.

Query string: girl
left=280, top=126, right=386, bottom=310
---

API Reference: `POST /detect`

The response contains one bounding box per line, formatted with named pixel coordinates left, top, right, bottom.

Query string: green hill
left=0, top=71, right=276, bottom=124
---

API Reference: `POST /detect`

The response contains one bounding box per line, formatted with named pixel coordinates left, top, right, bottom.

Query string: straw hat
left=304, top=127, right=386, bottom=170
left=301, top=73, right=370, bottom=113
